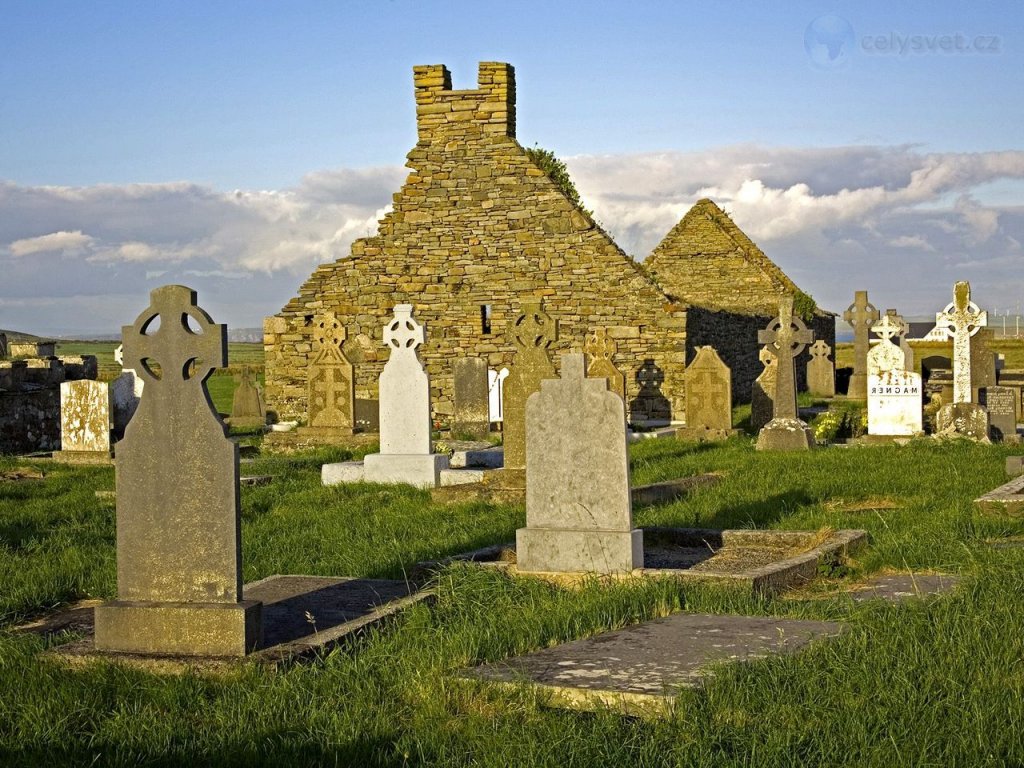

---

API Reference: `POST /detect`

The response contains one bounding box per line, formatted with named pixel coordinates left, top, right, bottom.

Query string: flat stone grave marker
left=844, top=573, right=959, bottom=602
left=229, top=365, right=266, bottom=428
left=844, top=290, right=879, bottom=399
left=502, top=299, right=557, bottom=472
left=452, top=357, right=490, bottom=439
left=756, top=296, right=815, bottom=451
left=750, top=346, right=776, bottom=431
left=53, top=379, right=113, bottom=464
left=583, top=327, right=626, bottom=400
left=934, top=281, right=989, bottom=440
left=517, top=352, right=642, bottom=574
left=298, top=312, right=355, bottom=438
left=93, top=285, right=261, bottom=658
left=462, top=613, right=844, bottom=716
left=975, top=474, right=1024, bottom=516
left=677, top=345, right=736, bottom=441
left=807, top=340, right=835, bottom=397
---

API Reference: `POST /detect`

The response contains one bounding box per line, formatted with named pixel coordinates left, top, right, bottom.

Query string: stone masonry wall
left=265, top=63, right=691, bottom=422
left=0, top=389, right=61, bottom=453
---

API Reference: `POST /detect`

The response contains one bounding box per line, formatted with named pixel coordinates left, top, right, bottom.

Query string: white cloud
left=9, top=230, right=94, bottom=256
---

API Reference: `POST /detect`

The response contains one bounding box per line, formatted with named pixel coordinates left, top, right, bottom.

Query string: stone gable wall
left=265, top=63, right=690, bottom=423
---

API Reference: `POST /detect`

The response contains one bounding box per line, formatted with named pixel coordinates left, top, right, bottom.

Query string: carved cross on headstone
left=885, top=308, right=914, bottom=372
left=384, top=305, right=425, bottom=351
left=758, top=296, right=814, bottom=420
left=935, top=281, right=987, bottom=404
left=868, top=315, right=906, bottom=375
left=844, top=290, right=879, bottom=399
left=312, top=312, right=347, bottom=364
left=806, top=339, right=835, bottom=398
left=584, top=328, right=626, bottom=400
left=510, top=299, right=557, bottom=352
left=303, top=312, right=355, bottom=434
left=809, top=340, right=829, bottom=361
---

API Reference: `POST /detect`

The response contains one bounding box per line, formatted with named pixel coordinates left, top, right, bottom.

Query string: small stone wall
left=0, top=389, right=61, bottom=453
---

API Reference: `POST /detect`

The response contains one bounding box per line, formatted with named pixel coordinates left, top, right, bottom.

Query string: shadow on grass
left=701, top=490, right=817, bottom=530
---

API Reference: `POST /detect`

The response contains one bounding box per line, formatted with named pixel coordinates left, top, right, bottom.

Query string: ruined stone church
left=264, top=62, right=833, bottom=424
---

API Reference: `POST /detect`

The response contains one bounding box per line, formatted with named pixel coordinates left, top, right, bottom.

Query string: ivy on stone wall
left=793, top=290, right=818, bottom=322
left=524, top=145, right=594, bottom=220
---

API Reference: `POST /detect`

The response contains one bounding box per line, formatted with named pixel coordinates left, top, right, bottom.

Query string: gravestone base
left=51, top=449, right=113, bottom=465
left=515, top=527, right=643, bottom=574
left=225, top=416, right=266, bottom=430
left=450, top=421, right=490, bottom=441
left=755, top=418, right=815, bottom=451
left=364, top=453, right=449, bottom=489
left=675, top=426, right=740, bottom=443
left=94, top=600, right=262, bottom=658
left=296, top=425, right=354, bottom=439
left=934, top=403, right=990, bottom=442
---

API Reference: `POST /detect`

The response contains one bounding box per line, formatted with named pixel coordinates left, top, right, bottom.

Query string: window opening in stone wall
left=480, top=305, right=492, bottom=335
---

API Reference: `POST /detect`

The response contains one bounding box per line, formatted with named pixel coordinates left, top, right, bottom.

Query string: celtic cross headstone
left=934, top=281, right=990, bottom=440
left=844, top=290, right=879, bottom=399
left=502, top=299, right=557, bottom=472
left=755, top=296, right=816, bottom=450
left=583, top=327, right=626, bottom=400
left=678, top=346, right=735, bottom=441
left=93, top=285, right=261, bottom=657
left=299, top=312, right=355, bottom=437
left=807, top=340, right=835, bottom=397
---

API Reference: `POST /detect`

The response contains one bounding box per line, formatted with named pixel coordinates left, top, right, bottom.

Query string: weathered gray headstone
left=583, top=328, right=626, bottom=401
left=806, top=340, right=835, bottom=398
left=517, top=353, right=642, bottom=574
left=750, top=346, right=776, bottom=431
left=363, top=305, right=449, bottom=487
left=503, top=299, right=557, bottom=472
left=53, top=379, right=113, bottom=463
left=93, top=285, right=261, bottom=657
left=452, top=357, right=490, bottom=439
left=970, top=328, right=998, bottom=400
left=677, top=346, right=735, bottom=441
left=298, top=312, right=355, bottom=438
left=934, top=281, right=989, bottom=440
left=756, top=296, right=815, bottom=451
left=844, top=290, right=879, bottom=399
left=229, top=366, right=266, bottom=428
left=981, top=386, right=1018, bottom=443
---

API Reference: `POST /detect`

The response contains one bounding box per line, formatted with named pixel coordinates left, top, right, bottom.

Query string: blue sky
left=1, top=1, right=1022, bottom=334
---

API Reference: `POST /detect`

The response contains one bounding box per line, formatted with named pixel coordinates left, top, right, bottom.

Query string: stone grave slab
left=517, top=353, right=642, bottom=574
left=1006, top=455, right=1024, bottom=478
left=974, top=475, right=1024, bottom=515
left=583, top=327, right=626, bottom=401
left=452, top=357, right=490, bottom=439
left=461, top=612, right=845, bottom=716
left=52, top=379, right=113, bottom=464
left=92, top=285, right=261, bottom=658
left=807, top=340, right=835, bottom=397
left=677, top=346, right=737, bottom=441
left=41, top=576, right=431, bottom=671
left=431, top=528, right=867, bottom=595
left=844, top=573, right=959, bottom=602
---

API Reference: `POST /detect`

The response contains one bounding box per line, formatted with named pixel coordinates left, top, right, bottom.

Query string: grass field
left=835, top=338, right=1024, bottom=373
left=2, top=436, right=1024, bottom=766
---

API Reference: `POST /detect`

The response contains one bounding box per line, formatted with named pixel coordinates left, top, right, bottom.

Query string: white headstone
left=111, top=343, right=144, bottom=433
left=488, top=367, right=509, bottom=422
left=868, top=370, right=923, bottom=436
left=867, top=314, right=906, bottom=376
left=363, top=305, right=449, bottom=487
left=57, top=379, right=112, bottom=458
left=516, top=353, right=643, bottom=574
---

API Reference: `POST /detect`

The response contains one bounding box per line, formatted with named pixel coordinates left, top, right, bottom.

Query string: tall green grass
left=2, top=437, right=1023, bottom=766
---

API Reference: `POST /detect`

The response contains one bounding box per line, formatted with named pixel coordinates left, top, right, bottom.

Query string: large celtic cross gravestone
left=503, top=299, right=557, bottom=472
left=807, top=340, right=835, bottom=397
left=583, top=327, right=625, bottom=400
left=299, top=312, right=355, bottom=437
left=94, top=285, right=261, bottom=657
left=933, top=281, right=990, bottom=440
left=755, top=296, right=816, bottom=451
left=517, top=353, right=642, bottom=574
left=363, top=304, right=449, bottom=487
left=844, top=290, right=879, bottom=399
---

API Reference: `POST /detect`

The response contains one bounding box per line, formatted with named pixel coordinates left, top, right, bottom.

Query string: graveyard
left=2, top=6, right=1023, bottom=761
